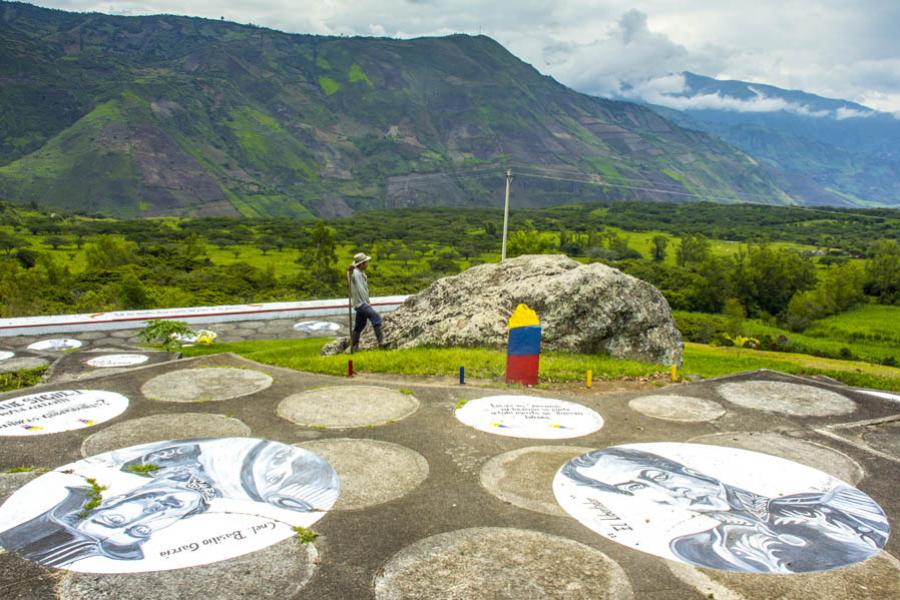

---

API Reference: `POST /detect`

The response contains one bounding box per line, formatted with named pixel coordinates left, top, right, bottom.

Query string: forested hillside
left=0, top=2, right=805, bottom=218
left=1, top=199, right=896, bottom=325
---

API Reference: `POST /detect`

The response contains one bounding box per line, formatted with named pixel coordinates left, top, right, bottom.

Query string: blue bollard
left=459, top=366, right=465, bottom=385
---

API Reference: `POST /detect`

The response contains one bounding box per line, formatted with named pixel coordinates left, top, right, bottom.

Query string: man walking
left=349, top=252, right=383, bottom=351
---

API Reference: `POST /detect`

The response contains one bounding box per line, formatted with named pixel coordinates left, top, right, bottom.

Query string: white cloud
left=619, top=74, right=878, bottom=119
left=834, top=107, right=875, bottom=120
left=24, top=1, right=900, bottom=113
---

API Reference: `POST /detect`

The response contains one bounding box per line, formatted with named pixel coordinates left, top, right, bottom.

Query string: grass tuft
left=0, top=367, right=48, bottom=392
left=126, top=463, right=161, bottom=475
left=78, top=477, right=109, bottom=519
left=5, top=466, right=37, bottom=473
left=292, top=526, right=319, bottom=544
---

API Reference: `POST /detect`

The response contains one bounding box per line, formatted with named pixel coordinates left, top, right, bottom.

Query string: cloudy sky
left=27, top=1, right=900, bottom=114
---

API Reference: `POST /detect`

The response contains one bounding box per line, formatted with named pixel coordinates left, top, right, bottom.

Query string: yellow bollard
left=586, top=370, right=593, bottom=389
left=671, top=364, right=678, bottom=382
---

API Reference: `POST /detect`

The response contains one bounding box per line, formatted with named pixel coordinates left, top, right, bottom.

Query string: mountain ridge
left=630, top=72, right=900, bottom=206
left=0, top=2, right=845, bottom=217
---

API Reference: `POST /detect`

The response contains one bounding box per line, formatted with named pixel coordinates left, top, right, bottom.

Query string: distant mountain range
left=0, top=2, right=894, bottom=217
left=627, top=72, right=900, bottom=207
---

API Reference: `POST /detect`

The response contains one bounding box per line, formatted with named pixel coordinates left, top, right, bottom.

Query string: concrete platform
left=0, top=350, right=897, bottom=599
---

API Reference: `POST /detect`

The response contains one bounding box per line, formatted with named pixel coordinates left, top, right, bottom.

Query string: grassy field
left=180, top=338, right=665, bottom=383
left=601, top=227, right=818, bottom=266
left=805, top=303, right=900, bottom=344
left=681, top=343, right=899, bottom=390
left=674, top=304, right=900, bottom=364
left=180, top=337, right=900, bottom=391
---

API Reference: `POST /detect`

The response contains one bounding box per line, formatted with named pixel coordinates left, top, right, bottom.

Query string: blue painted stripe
left=508, top=326, right=541, bottom=355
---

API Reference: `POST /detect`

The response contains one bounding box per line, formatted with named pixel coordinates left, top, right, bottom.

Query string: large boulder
left=324, top=254, right=682, bottom=365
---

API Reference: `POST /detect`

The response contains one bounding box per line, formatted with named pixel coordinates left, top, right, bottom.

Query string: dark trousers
left=353, top=303, right=382, bottom=334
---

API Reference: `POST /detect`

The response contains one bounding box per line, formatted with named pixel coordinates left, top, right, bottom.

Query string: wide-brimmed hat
left=352, top=252, right=372, bottom=266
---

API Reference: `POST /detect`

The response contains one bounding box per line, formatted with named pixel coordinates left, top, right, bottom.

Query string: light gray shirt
left=350, top=268, right=370, bottom=309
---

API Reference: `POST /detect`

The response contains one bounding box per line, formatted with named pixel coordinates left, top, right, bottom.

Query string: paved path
left=0, top=333, right=897, bottom=599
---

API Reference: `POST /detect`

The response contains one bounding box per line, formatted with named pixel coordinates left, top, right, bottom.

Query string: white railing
left=0, top=295, right=411, bottom=337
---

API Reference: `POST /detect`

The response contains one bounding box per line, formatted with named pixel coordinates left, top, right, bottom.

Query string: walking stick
left=347, top=266, right=354, bottom=354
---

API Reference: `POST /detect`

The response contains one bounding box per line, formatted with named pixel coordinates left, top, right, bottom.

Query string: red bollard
left=348, top=359, right=353, bottom=378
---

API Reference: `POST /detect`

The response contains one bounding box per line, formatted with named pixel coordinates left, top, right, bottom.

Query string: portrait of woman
left=0, top=438, right=339, bottom=571
left=556, top=444, right=889, bottom=573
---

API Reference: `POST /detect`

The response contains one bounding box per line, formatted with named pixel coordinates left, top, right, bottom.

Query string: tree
left=820, top=262, right=866, bottom=313
left=722, top=298, right=746, bottom=337
left=651, top=235, right=669, bottom=262
left=676, top=234, right=710, bottom=267
left=784, top=290, right=828, bottom=332
left=298, top=221, right=341, bottom=297
left=457, top=240, right=479, bottom=261
left=396, top=247, right=417, bottom=268
left=44, top=236, right=69, bottom=250
left=0, top=231, right=25, bottom=255
left=691, top=257, right=733, bottom=313
left=13, top=248, right=40, bottom=269
left=178, top=233, right=208, bottom=261
left=258, top=235, right=279, bottom=256
left=507, top=221, right=555, bottom=257
left=84, top=236, right=137, bottom=270
left=118, top=271, right=152, bottom=310
left=866, top=240, right=899, bottom=304
left=428, top=255, right=460, bottom=273
left=740, top=245, right=816, bottom=317
left=608, top=233, right=641, bottom=259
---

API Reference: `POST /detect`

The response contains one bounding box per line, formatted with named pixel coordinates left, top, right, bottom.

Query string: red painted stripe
left=506, top=354, right=540, bottom=385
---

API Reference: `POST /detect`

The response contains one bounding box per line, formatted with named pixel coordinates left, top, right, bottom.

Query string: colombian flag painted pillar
left=506, top=304, right=541, bottom=385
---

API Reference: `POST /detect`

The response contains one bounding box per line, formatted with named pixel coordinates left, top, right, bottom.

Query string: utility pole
left=501, top=169, right=512, bottom=261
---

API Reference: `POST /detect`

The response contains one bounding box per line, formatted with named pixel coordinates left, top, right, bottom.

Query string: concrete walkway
left=0, top=332, right=897, bottom=599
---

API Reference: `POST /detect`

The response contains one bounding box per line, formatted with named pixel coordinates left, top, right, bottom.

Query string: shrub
left=139, top=320, right=194, bottom=351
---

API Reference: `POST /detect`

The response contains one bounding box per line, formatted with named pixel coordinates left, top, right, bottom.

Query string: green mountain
left=0, top=2, right=799, bottom=218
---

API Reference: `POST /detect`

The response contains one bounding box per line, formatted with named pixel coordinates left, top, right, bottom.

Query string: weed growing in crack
left=292, top=526, right=318, bottom=544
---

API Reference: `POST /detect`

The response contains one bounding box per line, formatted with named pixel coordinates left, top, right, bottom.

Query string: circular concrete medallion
left=0, top=389, right=129, bottom=437
left=277, top=386, right=419, bottom=429
left=142, top=367, right=273, bottom=403
left=554, top=443, right=889, bottom=573
left=0, top=438, right=338, bottom=573
left=295, top=439, right=428, bottom=510
left=480, top=446, right=594, bottom=516
left=0, top=356, right=48, bottom=374
left=82, top=413, right=252, bottom=457
left=375, top=527, right=634, bottom=600
left=86, top=354, right=150, bottom=368
left=666, top=550, right=900, bottom=600
left=856, top=389, right=900, bottom=403
left=28, top=338, right=83, bottom=352
left=628, top=395, right=725, bottom=422
left=293, top=321, right=340, bottom=333
left=455, top=395, right=603, bottom=439
left=717, top=380, right=856, bottom=417
left=0, top=350, right=14, bottom=361
left=58, top=537, right=318, bottom=600
left=689, top=432, right=865, bottom=485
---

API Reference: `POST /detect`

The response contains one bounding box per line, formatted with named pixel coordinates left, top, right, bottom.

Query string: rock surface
left=324, top=254, right=682, bottom=365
